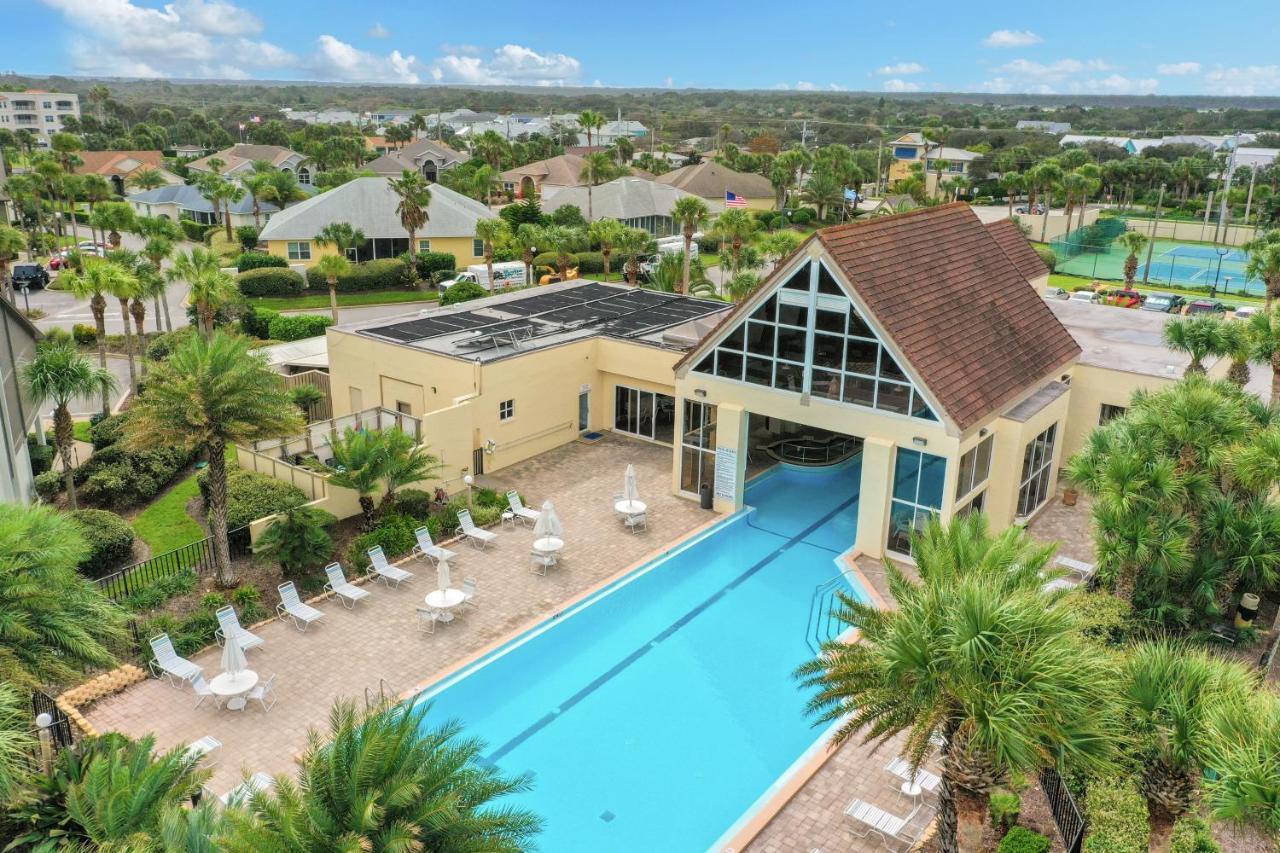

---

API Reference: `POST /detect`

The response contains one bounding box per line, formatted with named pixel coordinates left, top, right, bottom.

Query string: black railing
left=766, top=434, right=861, bottom=467
left=31, top=690, right=74, bottom=750
left=95, top=527, right=251, bottom=604
left=1040, top=768, right=1085, bottom=853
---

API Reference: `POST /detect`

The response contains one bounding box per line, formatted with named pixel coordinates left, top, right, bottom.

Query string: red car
left=1099, top=288, right=1144, bottom=308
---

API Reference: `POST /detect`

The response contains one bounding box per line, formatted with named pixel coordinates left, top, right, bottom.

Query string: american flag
left=725, top=191, right=747, bottom=208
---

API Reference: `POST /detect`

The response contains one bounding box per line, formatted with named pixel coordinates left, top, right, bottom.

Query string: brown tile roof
left=500, top=154, right=587, bottom=187
left=74, top=150, right=164, bottom=177
left=654, top=160, right=773, bottom=200
left=188, top=144, right=301, bottom=173
left=984, top=218, right=1050, bottom=282
left=817, top=203, right=1079, bottom=429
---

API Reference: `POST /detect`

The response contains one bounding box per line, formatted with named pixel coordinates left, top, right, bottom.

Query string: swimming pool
left=414, top=458, right=867, bottom=851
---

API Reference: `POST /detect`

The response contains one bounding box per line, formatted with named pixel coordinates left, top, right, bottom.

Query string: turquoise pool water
left=414, top=458, right=866, bottom=851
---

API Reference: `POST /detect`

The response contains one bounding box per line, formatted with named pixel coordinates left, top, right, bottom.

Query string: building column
left=855, top=436, right=895, bottom=559
left=712, top=403, right=748, bottom=513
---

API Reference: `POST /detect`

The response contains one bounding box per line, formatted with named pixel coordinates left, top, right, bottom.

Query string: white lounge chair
left=456, top=509, right=497, bottom=550
left=1055, top=555, right=1098, bottom=582
left=885, top=757, right=942, bottom=794
left=416, top=606, right=442, bottom=634
left=221, top=772, right=274, bottom=807
left=185, top=735, right=222, bottom=766
left=215, top=606, right=264, bottom=653
left=460, top=577, right=478, bottom=610
left=276, top=582, right=325, bottom=631
left=244, top=674, right=278, bottom=713
left=323, top=563, right=370, bottom=609
left=506, top=490, right=540, bottom=526
left=1042, top=577, right=1080, bottom=594
left=623, top=511, right=648, bottom=533
left=845, top=799, right=929, bottom=850
left=411, top=528, right=456, bottom=566
left=366, top=545, right=415, bottom=587
left=530, top=550, right=557, bottom=576
left=190, top=674, right=224, bottom=710
left=149, top=634, right=202, bottom=687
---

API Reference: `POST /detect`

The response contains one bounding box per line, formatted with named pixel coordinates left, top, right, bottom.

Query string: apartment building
left=0, top=90, right=81, bottom=145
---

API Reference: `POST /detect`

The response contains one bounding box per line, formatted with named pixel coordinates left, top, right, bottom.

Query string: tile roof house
left=74, top=150, right=182, bottom=194
left=540, top=177, right=712, bottom=236
left=127, top=184, right=278, bottom=228
left=654, top=161, right=775, bottom=209
left=500, top=154, right=588, bottom=199
left=365, top=138, right=468, bottom=182
left=186, top=144, right=311, bottom=182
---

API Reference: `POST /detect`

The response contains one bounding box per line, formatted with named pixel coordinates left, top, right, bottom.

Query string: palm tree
left=127, top=167, right=168, bottom=192
left=379, top=427, right=442, bottom=506
left=218, top=699, right=540, bottom=851
left=0, top=502, right=125, bottom=689
left=801, top=167, right=844, bottom=221
left=514, top=222, right=545, bottom=287
left=137, top=216, right=181, bottom=332
left=1117, top=230, right=1151, bottom=285
left=760, top=229, right=803, bottom=272
left=539, top=225, right=585, bottom=280
left=241, top=168, right=273, bottom=230
left=999, top=172, right=1023, bottom=219
left=0, top=224, right=25, bottom=303
left=1203, top=689, right=1280, bottom=833
left=89, top=201, right=136, bottom=249
left=577, top=109, right=606, bottom=148
left=21, top=343, right=117, bottom=508
left=390, top=170, right=431, bottom=278
left=312, top=254, right=351, bottom=324
left=1244, top=236, right=1280, bottom=310
left=579, top=151, right=616, bottom=220
left=587, top=218, right=625, bottom=279
left=1217, top=318, right=1255, bottom=387
left=1162, top=315, right=1227, bottom=376
left=262, top=169, right=307, bottom=210
left=126, top=333, right=302, bottom=586
left=196, top=175, right=245, bottom=243
left=1247, top=307, right=1280, bottom=401
left=671, top=196, right=710, bottom=295
left=88, top=85, right=110, bottom=121
left=0, top=683, right=35, bottom=804
left=62, top=259, right=133, bottom=416
left=168, top=248, right=236, bottom=338
left=712, top=209, right=757, bottom=275
left=80, top=175, right=113, bottom=247
left=104, top=257, right=141, bottom=396
left=613, top=227, right=654, bottom=286
left=474, top=217, right=511, bottom=292
left=326, top=427, right=385, bottom=530
left=797, top=513, right=1116, bottom=853
left=1060, top=172, right=1090, bottom=236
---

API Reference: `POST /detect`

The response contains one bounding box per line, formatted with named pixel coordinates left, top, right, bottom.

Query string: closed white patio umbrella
left=623, top=464, right=641, bottom=502
left=220, top=633, right=247, bottom=677
left=534, top=501, right=563, bottom=539
left=437, top=558, right=452, bottom=592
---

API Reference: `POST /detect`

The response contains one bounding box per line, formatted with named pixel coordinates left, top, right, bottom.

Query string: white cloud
left=1073, top=75, right=1159, bottom=94
left=882, top=79, right=920, bottom=92
left=983, top=29, right=1043, bottom=48
left=996, top=58, right=1112, bottom=80
left=311, top=35, right=419, bottom=84
left=979, top=60, right=1156, bottom=95
left=429, top=43, right=581, bottom=86
left=1157, top=61, right=1200, bottom=76
left=168, top=0, right=260, bottom=37
left=367, top=22, right=389, bottom=39
left=876, top=62, right=926, bottom=76
left=1204, top=65, right=1280, bottom=96
left=664, top=76, right=674, bottom=88
left=796, top=81, right=816, bottom=91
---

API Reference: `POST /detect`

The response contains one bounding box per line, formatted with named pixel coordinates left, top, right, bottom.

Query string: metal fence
left=1040, top=767, right=1086, bottom=853
left=95, top=526, right=251, bottom=604
left=31, top=690, right=75, bottom=750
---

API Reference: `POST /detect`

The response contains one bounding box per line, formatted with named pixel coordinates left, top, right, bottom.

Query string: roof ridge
left=817, top=201, right=970, bottom=238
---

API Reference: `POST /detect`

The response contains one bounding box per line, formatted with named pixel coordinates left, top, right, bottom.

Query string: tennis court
left=1054, top=238, right=1260, bottom=295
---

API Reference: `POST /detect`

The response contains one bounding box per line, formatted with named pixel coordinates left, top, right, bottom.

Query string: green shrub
left=306, top=258, right=410, bottom=292
left=1083, top=778, right=1150, bottom=852
left=695, top=235, right=721, bottom=253
left=145, top=327, right=196, bottom=361
left=347, top=514, right=417, bottom=568
left=267, top=313, right=333, bottom=341
left=412, top=251, right=457, bottom=280
left=238, top=267, right=305, bottom=297
left=27, top=435, right=53, bottom=475
left=235, top=225, right=260, bottom=251
left=1034, top=245, right=1058, bottom=272
left=393, top=488, right=434, bottom=521
left=178, top=218, right=205, bottom=242
left=199, top=592, right=228, bottom=611
left=230, top=584, right=270, bottom=625
left=89, top=411, right=130, bottom=449
left=574, top=251, right=605, bottom=274
left=990, top=790, right=1021, bottom=833
left=236, top=251, right=287, bottom=271
left=440, top=280, right=487, bottom=306
left=532, top=251, right=563, bottom=269
left=71, top=509, right=135, bottom=577
left=121, top=571, right=197, bottom=613
left=239, top=305, right=279, bottom=340
left=997, top=827, right=1051, bottom=853
left=1170, top=816, right=1219, bottom=853
left=199, top=467, right=308, bottom=530
left=34, top=470, right=62, bottom=502
left=789, top=208, right=815, bottom=225
left=253, top=505, right=336, bottom=576
left=430, top=268, right=458, bottom=285
left=76, top=440, right=193, bottom=509
left=72, top=323, right=97, bottom=345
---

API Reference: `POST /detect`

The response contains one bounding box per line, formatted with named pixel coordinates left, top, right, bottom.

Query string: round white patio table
left=900, top=779, right=923, bottom=799
left=209, top=670, right=258, bottom=712
left=614, top=499, right=647, bottom=516
left=532, top=536, right=564, bottom=554
left=425, top=588, right=466, bottom=622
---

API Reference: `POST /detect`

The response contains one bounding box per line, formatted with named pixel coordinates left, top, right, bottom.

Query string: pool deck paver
left=84, top=435, right=714, bottom=797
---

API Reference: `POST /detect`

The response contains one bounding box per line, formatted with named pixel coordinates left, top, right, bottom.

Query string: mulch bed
left=919, top=778, right=1067, bottom=852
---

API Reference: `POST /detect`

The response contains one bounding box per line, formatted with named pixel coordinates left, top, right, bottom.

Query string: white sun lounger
left=885, top=757, right=942, bottom=793
left=215, top=606, right=264, bottom=653
left=845, top=799, right=929, bottom=850
left=506, top=490, right=540, bottom=525
left=456, top=509, right=497, bottom=550
left=185, top=735, right=222, bottom=766
left=366, top=545, right=415, bottom=587
left=276, top=581, right=325, bottom=631
left=1055, top=555, right=1097, bottom=581
left=148, top=633, right=202, bottom=687
left=221, top=772, right=274, bottom=807
left=323, top=563, right=370, bottom=609
left=411, top=527, right=456, bottom=566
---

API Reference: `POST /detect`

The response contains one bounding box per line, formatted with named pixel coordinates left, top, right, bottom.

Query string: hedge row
left=178, top=218, right=206, bottom=242
left=236, top=252, right=288, bottom=271
left=1082, top=778, right=1149, bottom=852
left=237, top=267, right=305, bottom=297
left=75, top=442, right=193, bottom=509
left=197, top=466, right=308, bottom=530
left=305, top=258, right=410, bottom=292
left=268, top=314, right=333, bottom=341
left=72, top=508, right=136, bottom=578
left=411, top=251, right=457, bottom=280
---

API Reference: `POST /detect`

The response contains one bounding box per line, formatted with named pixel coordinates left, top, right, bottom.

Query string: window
left=499, top=399, right=514, bottom=421
left=614, top=386, right=675, bottom=444
left=888, top=448, right=947, bottom=556
left=44, top=115, right=54, bottom=123
left=297, top=167, right=311, bottom=185
left=42, top=101, right=51, bottom=109
left=1099, top=403, right=1126, bottom=425
left=395, top=401, right=412, bottom=415
left=1017, top=424, right=1058, bottom=518
left=680, top=400, right=716, bottom=494
left=955, top=434, right=994, bottom=500
left=472, top=239, right=485, bottom=258
left=418, top=239, right=431, bottom=253
left=955, top=489, right=986, bottom=518
left=287, top=241, right=311, bottom=261
left=893, top=146, right=918, bottom=159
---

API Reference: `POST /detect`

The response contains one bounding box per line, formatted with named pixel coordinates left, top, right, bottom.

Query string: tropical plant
left=104, top=254, right=142, bottom=396
left=168, top=248, right=238, bottom=337
left=474, top=218, right=511, bottom=292
left=0, top=682, right=35, bottom=805
left=579, top=151, right=618, bottom=220
left=644, top=251, right=716, bottom=297
left=671, top=196, right=710, bottom=294
left=312, top=254, right=351, bottom=324
left=326, top=427, right=387, bottom=530
left=195, top=174, right=245, bottom=242
left=712, top=209, right=757, bottom=275
left=127, top=167, right=168, bottom=192
left=539, top=225, right=584, bottom=278
left=0, top=224, right=26, bottom=303
left=1244, top=235, right=1280, bottom=310
left=314, top=220, right=368, bottom=268
left=577, top=109, right=606, bottom=147
left=61, top=258, right=132, bottom=415
left=379, top=427, right=443, bottom=506
left=587, top=218, right=626, bottom=278
left=1117, top=230, right=1150, bottom=285
left=20, top=343, right=117, bottom=509
left=88, top=201, right=136, bottom=249
left=289, top=383, right=325, bottom=421
left=1203, top=688, right=1280, bottom=833
left=514, top=222, right=545, bottom=286
left=252, top=505, right=336, bottom=575
left=0, top=502, right=125, bottom=689
left=796, top=513, right=1116, bottom=853
left=1247, top=306, right=1280, bottom=401
left=759, top=229, right=804, bottom=272
left=614, top=226, right=655, bottom=286
left=1162, top=315, right=1228, bottom=376
left=1216, top=318, right=1255, bottom=387
left=390, top=170, right=431, bottom=276
left=216, top=699, right=540, bottom=851
left=125, top=333, right=302, bottom=585
left=724, top=272, right=760, bottom=303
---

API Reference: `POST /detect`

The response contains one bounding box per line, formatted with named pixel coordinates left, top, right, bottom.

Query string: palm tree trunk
left=954, top=785, right=989, bottom=852
left=602, top=250, right=611, bottom=279
left=118, top=298, right=138, bottom=396
left=92, top=299, right=110, bottom=417
left=486, top=253, right=495, bottom=294
left=162, top=291, right=174, bottom=332
left=205, top=438, right=236, bottom=587
left=152, top=293, right=164, bottom=334
left=358, top=495, right=376, bottom=531
left=1272, top=352, right=1280, bottom=405
left=223, top=203, right=234, bottom=242
left=53, top=405, right=78, bottom=509
left=1040, top=189, right=1053, bottom=242
left=586, top=183, right=594, bottom=221
left=681, top=231, right=693, bottom=295
left=130, top=299, right=148, bottom=378
left=328, top=278, right=339, bottom=324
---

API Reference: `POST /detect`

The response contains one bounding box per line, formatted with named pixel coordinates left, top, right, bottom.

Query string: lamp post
left=1212, top=246, right=1231, bottom=298
left=34, top=713, right=53, bottom=776
left=463, top=473, right=474, bottom=511
left=20, top=284, right=30, bottom=315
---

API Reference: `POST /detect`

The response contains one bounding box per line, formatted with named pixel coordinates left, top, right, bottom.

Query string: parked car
left=1044, top=286, right=1070, bottom=300
left=1099, top=288, right=1144, bottom=308
left=1067, top=290, right=1097, bottom=304
left=1014, top=203, right=1046, bottom=215
left=77, top=240, right=107, bottom=251
left=1234, top=305, right=1261, bottom=320
left=1186, top=299, right=1226, bottom=315
left=1140, top=292, right=1186, bottom=313
left=10, top=263, right=50, bottom=290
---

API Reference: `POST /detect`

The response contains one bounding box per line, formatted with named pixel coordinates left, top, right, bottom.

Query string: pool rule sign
left=714, top=447, right=738, bottom=502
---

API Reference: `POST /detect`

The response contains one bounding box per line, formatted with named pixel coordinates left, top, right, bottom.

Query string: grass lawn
left=208, top=230, right=242, bottom=262
left=73, top=420, right=93, bottom=443
left=247, top=290, right=441, bottom=311
left=131, top=472, right=205, bottom=556
left=1049, top=273, right=1265, bottom=307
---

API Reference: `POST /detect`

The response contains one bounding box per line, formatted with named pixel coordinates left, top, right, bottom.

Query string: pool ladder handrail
left=805, top=570, right=858, bottom=654
left=364, top=678, right=397, bottom=710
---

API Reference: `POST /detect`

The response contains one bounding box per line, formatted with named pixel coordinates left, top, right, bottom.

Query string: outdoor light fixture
left=694, top=389, right=707, bottom=398
left=978, top=428, right=989, bottom=437
left=484, top=439, right=496, bottom=455
left=912, top=437, right=928, bottom=447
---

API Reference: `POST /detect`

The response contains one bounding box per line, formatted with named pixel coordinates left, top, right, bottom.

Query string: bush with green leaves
left=1169, top=816, right=1219, bottom=853
left=144, top=327, right=196, bottom=361
left=178, top=218, right=205, bottom=241
left=120, top=571, right=197, bottom=613
left=198, top=466, right=308, bottom=530
left=695, top=235, right=722, bottom=253
left=997, top=826, right=1052, bottom=853
left=306, top=258, right=410, bottom=292
left=231, top=583, right=270, bottom=625
left=267, top=313, right=333, bottom=341
left=237, top=267, right=305, bottom=297
left=573, top=251, right=605, bottom=274
left=1083, top=778, right=1150, bottom=852
left=412, top=251, right=457, bottom=280
left=88, top=411, right=130, bottom=449
left=532, top=251, right=563, bottom=269
left=72, top=323, right=97, bottom=345
left=70, top=509, right=135, bottom=577
left=239, top=304, right=279, bottom=340
left=27, top=433, right=53, bottom=475
left=440, top=280, right=487, bottom=306
left=393, top=488, right=435, bottom=521
left=34, top=470, right=63, bottom=502
left=347, top=513, right=419, bottom=569
left=989, top=790, right=1021, bottom=833
left=235, top=225, right=260, bottom=251
left=253, top=505, right=336, bottom=577
left=236, top=251, right=287, bottom=271
left=1034, top=245, right=1058, bottom=272
left=75, top=443, right=193, bottom=509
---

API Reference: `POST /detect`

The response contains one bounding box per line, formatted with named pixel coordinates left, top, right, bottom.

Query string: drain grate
left=599, top=810, right=616, bottom=823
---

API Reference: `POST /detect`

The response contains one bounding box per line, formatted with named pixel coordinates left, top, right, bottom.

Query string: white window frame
left=472, top=239, right=485, bottom=257
left=499, top=399, right=514, bottom=421
left=287, top=241, right=311, bottom=261
left=418, top=239, right=431, bottom=253
left=955, top=434, right=994, bottom=501
left=1017, top=423, right=1058, bottom=518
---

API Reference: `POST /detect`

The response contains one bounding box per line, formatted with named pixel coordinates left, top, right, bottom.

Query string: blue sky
left=5, top=0, right=1280, bottom=96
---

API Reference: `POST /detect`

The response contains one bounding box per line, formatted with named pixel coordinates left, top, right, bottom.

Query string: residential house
left=0, top=296, right=41, bottom=503
left=1059, top=135, right=1138, bottom=153
left=1016, top=120, right=1071, bottom=134
left=74, top=150, right=182, bottom=196
left=365, top=137, right=467, bottom=183
left=186, top=144, right=313, bottom=185
left=655, top=161, right=775, bottom=210
left=886, top=133, right=982, bottom=197
left=256, top=176, right=489, bottom=268
left=0, top=90, right=80, bottom=147
left=1234, top=148, right=1280, bottom=170
left=541, top=177, right=714, bottom=236
left=500, top=154, right=588, bottom=199
left=126, top=184, right=277, bottom=228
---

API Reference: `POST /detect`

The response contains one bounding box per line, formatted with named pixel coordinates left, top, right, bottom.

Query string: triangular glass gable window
left=692, top=259, right=940, bottom=422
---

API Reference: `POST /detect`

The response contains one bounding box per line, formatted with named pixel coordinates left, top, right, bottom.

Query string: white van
left=439, top=261, right=527, bottom=292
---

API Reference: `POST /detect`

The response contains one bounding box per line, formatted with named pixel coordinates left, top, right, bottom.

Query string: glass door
left=578, top=390, right=590, bottom=433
